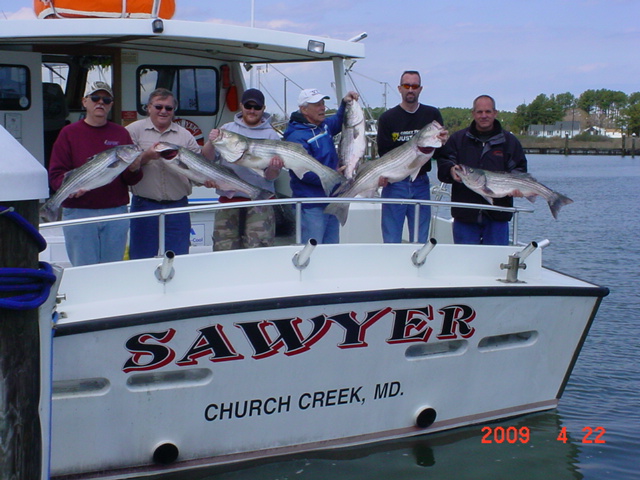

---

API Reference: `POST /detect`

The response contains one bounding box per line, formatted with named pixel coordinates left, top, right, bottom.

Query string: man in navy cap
left=203, top=88, right=284, bottom=250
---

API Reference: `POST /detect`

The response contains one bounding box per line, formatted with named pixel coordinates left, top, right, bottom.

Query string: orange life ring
left=33, top=0, right=175, bottom=19
left=173, top=118, right=204, bottom=146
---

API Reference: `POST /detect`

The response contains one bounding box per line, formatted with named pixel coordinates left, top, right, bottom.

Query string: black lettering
left=350, top=386, right=363, bottom=404
left=176, top=325, right=242, bottom=366
left=123, top=329, right=176, bottom=373
left=438, top=305, right=476, bottom=339
left=328, top=308, right=392, bottom=347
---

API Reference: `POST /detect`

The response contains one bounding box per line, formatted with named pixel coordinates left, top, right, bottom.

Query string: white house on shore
left=527, top=121, right=581, bottom=138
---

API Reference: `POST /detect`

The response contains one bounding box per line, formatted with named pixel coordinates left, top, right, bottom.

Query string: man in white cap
left=283, top=88, right=358, bottom=244
left=48, top=81, right=143, bottom=266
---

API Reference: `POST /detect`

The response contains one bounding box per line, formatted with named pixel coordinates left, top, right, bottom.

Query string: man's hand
left=68, top=189, right=88, bottom=199
left=344, top=91, right=360, bottom=103
left=208, top=129, right=221, bottom=144
left=450, top=165, right=462, bottom=182
left=265, top=156, right=284, bottom=180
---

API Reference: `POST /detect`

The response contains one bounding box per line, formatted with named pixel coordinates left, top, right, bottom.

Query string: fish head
left=457, top=165, right=486, bottom=188
left=344, top=100, right=365, bottom=127
left=415, top=121, right=444, bottom=155
left=212, top=129, right=248, bottom=163
left=154, top=142, right=181, bottom=160
left=116, top=144, right=144, bottom=164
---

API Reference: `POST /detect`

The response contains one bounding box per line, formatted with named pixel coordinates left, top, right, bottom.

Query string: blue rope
left=0, top=206, right=56, bottom=311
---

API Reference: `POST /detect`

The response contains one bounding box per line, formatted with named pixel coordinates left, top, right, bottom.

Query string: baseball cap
left=241, top=88, right=265, bottom=108
left=84, top=81, right=114, bottom=98
left=298, top=88, right=330, bottom=106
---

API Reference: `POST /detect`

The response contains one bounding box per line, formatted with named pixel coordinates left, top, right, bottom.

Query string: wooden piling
left=0, top=200, right=43, bottom=480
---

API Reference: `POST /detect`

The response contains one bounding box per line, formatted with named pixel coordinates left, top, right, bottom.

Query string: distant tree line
left=338, top=88, right=640, bottom=137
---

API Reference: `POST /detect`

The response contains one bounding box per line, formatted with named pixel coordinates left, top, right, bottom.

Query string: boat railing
left=39, top=196, right=534, bottom=257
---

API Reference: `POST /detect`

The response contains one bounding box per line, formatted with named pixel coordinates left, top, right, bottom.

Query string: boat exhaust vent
left=153, top=442, right=179, bottom=464
left=415, top=407, right=437, bottom=429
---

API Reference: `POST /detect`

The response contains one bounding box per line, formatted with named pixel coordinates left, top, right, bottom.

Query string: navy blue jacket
left=437, top=120, right=527, bottom=222
left=283, top=102, right=345, bottom=201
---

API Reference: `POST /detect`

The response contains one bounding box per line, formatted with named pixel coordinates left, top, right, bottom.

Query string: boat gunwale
left=53, top=284, right=609, bottom=337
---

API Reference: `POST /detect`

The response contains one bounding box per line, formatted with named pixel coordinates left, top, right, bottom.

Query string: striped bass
left=40, top=144, right=142, bottom=222
left=456, top=165, right=573, bottom=219
left=325, top=121, right=445, bottom=225
left=212, top=129, right=345, bottom=196
left=155, top=142, right=273, bottom=200
left=338, top=99, right=366, bottom=180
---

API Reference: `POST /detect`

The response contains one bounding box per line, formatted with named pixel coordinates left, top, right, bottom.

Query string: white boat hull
left=49, top=243, right=606, bottom=478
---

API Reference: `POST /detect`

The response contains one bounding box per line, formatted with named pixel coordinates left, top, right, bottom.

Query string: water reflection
left=149, top=411, right=583, bottom=480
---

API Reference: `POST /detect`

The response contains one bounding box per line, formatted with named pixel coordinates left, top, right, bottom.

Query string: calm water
left=153, top=155, right=640, bottom=480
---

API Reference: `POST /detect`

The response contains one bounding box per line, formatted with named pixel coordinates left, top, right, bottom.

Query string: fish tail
left=40, top=201, right=59, bottom=223
left=548, top=192, right=574, bottom=219
left=321, top=170, right=347, bottom=196
left=256, top=189, right=274, bottom=201
left=324, top=202, right=349, bottom=226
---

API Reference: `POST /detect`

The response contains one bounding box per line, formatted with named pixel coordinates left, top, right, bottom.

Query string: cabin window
left=137, top=65, right=219, bottom=116
left=0, top=64, right=30, bottom=110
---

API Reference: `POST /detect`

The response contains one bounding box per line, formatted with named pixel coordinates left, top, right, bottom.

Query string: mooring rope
left=0, top=206, right=56, bottom=310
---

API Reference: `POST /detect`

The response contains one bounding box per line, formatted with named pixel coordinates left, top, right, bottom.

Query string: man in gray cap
left=282, top=88, right=358, bottom=244
left=203, top=88, right=284, bottom=251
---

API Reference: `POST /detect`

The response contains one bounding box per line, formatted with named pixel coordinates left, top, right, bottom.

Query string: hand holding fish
left=264, top=156, right=284, bottom=180
left=68, top=188, right=89, bottom=199
left=208, top=129, right=221, bottom=144
left=343, top=91, right=359, bottom=103
left=437, top=129, right=450, bottom=145
left=450, top=165, right=463, bottom=182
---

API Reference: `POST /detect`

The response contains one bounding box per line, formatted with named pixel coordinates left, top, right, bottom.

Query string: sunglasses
left=152, top=104, right=175, bottom=112
left=243, top=103, right=263, bottom=110
left=89, top=94, right=113, bottom=104
left=400, top=84, right=421, bottom=90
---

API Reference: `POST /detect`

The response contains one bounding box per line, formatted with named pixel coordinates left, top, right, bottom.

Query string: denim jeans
left=453, top=217, right=509, bottom=245
left=381, top=175, right=431, bottom=243
left=62, top=206, right=128, bottom=266
left=300, top=205, right=339, bottom=244
left=129, top=195, right=191, bottom=259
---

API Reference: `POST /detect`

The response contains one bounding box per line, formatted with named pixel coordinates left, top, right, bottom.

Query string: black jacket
left=437, top=120, right=527, bottom=222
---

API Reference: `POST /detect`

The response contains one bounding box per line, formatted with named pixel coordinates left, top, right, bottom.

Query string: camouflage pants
left=213, top=205, right=275, bottom=251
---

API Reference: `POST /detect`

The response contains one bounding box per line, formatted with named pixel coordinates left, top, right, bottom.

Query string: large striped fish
left=40, top=144, right=142, bottom=222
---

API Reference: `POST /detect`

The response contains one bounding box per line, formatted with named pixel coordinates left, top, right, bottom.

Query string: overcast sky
left=2, top=0, right=638, bottom=115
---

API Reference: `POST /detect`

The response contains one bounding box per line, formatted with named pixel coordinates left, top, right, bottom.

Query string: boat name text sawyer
left=123, top=304, right=476, bottom=372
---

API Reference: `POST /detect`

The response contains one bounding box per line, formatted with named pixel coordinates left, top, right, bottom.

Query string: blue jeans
left=453, top=217, right=509, bottom=245
left=381, top=175, right=431, bottom=243
left=129, top=195, right=191, bottom=259
left=300, top=205, right=339, bottom=244
left=62, top=206, right=128, bottom=266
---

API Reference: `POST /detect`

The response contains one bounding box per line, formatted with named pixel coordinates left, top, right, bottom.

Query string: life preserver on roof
left=173, top=118, right=204, bottom=146
left=33, top=0, right=175, bottom=19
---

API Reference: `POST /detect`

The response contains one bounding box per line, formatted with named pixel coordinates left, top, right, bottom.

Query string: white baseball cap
left=84, top=81, right=114, bottom=98
left=298, top=88, right=330, bottom=106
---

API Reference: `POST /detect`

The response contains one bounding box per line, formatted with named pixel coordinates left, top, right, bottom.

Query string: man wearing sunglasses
left=126, top=87, right=204, bottom=259
left=202, top=88, right=284, bottom=251
left=376, top=70, right=447, bottom=243
left=48, top=81, right=143, bottom=266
